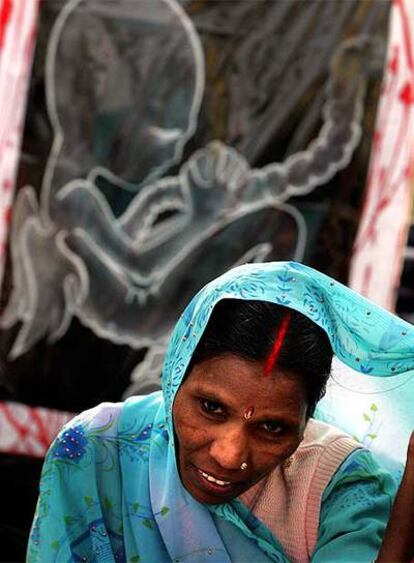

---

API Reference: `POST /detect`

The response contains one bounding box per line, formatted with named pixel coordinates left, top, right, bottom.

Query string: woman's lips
left=198, top=468, right=231, bottom=486
left=193, top=465, right=242, bottom=496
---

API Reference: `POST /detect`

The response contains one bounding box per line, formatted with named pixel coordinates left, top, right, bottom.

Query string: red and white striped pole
left=349, top=0, right=414, bottom=310
left=0, top=0, right=40, bottom=285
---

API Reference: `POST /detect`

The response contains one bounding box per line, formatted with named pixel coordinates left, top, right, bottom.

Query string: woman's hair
left=189, top=299, right=333, bottom=418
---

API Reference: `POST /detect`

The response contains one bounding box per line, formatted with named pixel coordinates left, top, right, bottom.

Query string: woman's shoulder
left=48, top=391, right=164, bottom=465
left=64, top=391, right=163, bottom=430
left=323, top=447, right=397, bottom=498
left=302, top=419, right=360, bottom=449
left=290, top=419, right=361, bottom=486
left=303, top=419, right=400, bottom=488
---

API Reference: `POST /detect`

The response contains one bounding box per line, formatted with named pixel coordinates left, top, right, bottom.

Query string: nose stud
left=240, top=462, right=248, bottom=470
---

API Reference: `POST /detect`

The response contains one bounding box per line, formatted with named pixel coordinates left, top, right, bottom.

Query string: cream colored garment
left=239, top=419, right=361, bottom=563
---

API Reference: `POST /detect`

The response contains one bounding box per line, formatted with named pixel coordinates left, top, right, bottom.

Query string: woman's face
left=172, top=353, right=308, bottom=505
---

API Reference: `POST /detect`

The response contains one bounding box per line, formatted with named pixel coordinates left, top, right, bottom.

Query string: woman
left=28, top=262, right=414, bottom=562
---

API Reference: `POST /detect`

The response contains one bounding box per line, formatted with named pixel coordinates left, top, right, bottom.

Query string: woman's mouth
left=194, top=466, right=240, bottom=496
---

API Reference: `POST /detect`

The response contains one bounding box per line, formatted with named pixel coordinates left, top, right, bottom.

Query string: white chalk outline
left=4, top=5, right=376, bottom=360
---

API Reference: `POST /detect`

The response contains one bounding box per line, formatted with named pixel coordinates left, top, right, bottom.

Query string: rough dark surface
left=0, top=454, right=43, bottom=562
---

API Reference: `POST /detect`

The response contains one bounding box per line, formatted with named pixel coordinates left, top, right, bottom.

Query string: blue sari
left=27, top=262, right=413, bottom=562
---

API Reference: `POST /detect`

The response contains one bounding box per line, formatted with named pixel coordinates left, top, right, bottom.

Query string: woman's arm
left=311, top=448, right=397, bottom=563
left=27, top=402, right=124, bottom=562
left=376, top=431, right=414, bottom=562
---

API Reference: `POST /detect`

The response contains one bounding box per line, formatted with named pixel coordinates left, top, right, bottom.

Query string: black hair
left=189, top=299, right=333, bottom=418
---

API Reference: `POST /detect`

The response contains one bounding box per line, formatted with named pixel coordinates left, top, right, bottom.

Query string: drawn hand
left=183, top=141, right=250, bottom=219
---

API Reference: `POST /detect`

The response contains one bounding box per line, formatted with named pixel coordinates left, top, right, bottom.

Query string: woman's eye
left=261, top=421, right=283, bottom=434
left=200, top=399, right=224, bottom=416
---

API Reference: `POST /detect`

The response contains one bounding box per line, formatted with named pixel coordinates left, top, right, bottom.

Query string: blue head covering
left=161, top=262, right=414, bottom=437
left=28, top=262, right=414, bottom=563
left=151, top=261, right=414, bottom=561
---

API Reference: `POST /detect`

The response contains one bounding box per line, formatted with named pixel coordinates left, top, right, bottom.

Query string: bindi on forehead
left=244, top=405, right=255, bottom=419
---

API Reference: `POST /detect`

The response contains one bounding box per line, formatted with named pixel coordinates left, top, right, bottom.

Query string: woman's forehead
left=185, top=354, right=308, bottom=415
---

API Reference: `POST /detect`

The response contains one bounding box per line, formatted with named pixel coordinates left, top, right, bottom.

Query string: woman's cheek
left=189, top=425, right=211, bottom=447
left=256, top=439, right=300, bottom=468
left=178, top=419, right=211, bottom=449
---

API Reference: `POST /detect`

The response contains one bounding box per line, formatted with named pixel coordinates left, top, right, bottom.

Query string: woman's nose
left=209, top=424, right=249, bottom=470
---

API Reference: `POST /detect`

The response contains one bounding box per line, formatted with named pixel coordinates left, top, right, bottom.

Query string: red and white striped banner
left=0, top=401, right=75, bottom=457
left=350, top=0, right=414, bottom=309
left=0, top=0, right=40, bottom=284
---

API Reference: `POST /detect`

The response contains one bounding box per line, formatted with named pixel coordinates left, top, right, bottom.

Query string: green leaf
left=133, top=502, right=140, bottom=513
left=104, top=497, right=112, bottom=511
left=130, top=556, right=140, bottom=563
left=64, top=515, right=74, bottom=525
left=352, top=435, right=360, bottom=442
left=91, top=418, right=115, bottom=434
left=84, top=496, right=94, bottom=507
left=367, top=433, right=377, bottom=440
left=363, top=413, right=371, bottom=422
left=370, top=404, right=378, bottom=412
left=51, top=541, right=60, bottom=550
left=160, top=506, right=169, bottom=516
left=142, top=519, right=153, bottom=529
